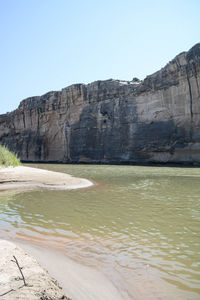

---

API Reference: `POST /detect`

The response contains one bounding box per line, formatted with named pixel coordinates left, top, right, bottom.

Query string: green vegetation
left=0, top=145, right=21, bottom=167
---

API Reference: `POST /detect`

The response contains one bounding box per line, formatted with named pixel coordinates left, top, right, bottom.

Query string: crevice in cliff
left=29, top=109, right=33, bottom=127
left=22, top=112, right=26, bottom=129
left=26, top=141, right=29, bottom=159
left=193, top=63, right=200, bottom=99
left=65, top=125, right=71, bottom=161
left=37, top=108, right=40, bottom=131
left=186, top=68, right=193, bottom=141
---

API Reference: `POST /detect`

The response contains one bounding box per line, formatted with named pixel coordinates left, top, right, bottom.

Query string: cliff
left=0, top=43, right=200, bottom=164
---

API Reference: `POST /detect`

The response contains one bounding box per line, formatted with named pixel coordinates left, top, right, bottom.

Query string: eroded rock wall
left=0, top=43, right=200, bottom=163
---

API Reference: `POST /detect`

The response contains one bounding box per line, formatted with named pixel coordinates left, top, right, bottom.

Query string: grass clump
left=0, top=145, right=21, bottom=167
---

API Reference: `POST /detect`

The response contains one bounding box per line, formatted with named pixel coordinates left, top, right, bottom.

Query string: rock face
left=0, top=43, right=200, bottom=164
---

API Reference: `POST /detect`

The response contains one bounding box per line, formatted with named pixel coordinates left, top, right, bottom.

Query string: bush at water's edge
left=0, top=145, right=21, bottom=167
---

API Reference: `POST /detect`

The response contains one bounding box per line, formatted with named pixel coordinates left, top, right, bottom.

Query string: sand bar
left=0, top=166, right=93, bottom=191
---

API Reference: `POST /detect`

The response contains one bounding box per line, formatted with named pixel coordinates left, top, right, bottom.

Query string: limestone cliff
left=0, top=43, right=200, bottom=164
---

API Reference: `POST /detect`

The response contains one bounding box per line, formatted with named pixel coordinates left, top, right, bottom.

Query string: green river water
left=0, top=164, right=200, bottom=299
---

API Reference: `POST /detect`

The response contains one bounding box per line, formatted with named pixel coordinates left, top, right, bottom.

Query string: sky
left=0, top=0, right=200, bottom=114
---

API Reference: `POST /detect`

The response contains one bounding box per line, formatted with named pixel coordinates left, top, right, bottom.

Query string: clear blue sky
left=0, top=0, right=199, bottom=114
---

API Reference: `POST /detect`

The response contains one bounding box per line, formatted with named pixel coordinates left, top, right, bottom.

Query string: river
left=0, top=164, right=200, bottom=299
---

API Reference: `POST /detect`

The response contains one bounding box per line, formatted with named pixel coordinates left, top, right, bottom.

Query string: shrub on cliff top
left=0, top=145, right=21, bottom=167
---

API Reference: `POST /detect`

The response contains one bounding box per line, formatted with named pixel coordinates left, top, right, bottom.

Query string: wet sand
left=0, top=166, right=93, bottom=191
left=16, top=241, right=125, bottom=300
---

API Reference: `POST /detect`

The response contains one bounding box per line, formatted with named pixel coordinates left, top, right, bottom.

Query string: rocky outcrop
left=0, top=43, right=200, bottom=164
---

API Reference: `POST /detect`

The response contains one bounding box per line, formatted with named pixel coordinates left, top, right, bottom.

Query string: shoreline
left=0, top=165, right=93, bottom=191
left=0, top=239, right=70, bottom=299
left=21, top=160, right=200, bottom=167
left=0, top=237, right=125, bottom=300
left=5, top=235, right=191, bottom=300
left=15, top=240, right=125, bottom=300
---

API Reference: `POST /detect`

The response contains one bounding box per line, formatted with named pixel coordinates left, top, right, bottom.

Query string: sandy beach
left=0, top=239, right=70, bottom=299
left=0, top=166, right=93, bottom=191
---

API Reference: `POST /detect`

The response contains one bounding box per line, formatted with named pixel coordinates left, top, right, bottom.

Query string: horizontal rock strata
left=0, top=43, right=200, bottom=164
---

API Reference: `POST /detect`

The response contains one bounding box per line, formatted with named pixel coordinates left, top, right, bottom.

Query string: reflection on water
left=0, top=164, right=200, bottom=299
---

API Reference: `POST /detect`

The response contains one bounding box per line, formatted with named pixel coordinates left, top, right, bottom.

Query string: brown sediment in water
left=0, top=166, right=93, bottom=191
left=1, top=164, right=200, bottom=300
left=15, top=239, right=130, bottom=300
left=1, top=225, right=199, bottom=300
left=11, top=231, right=198, bottom=300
